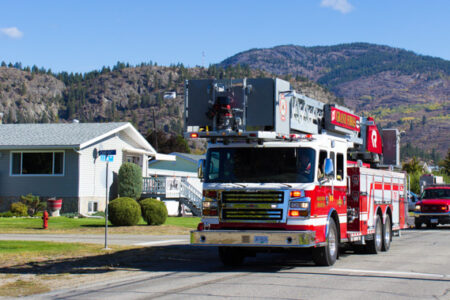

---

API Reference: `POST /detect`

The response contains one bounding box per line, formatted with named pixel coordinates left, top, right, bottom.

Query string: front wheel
left=312, top=218, right=338, bottom=266
left=415, top=218, right=422, bottom=229
left=366, top=215, right=382, bottom=254
left=382, top=215, right=392, bottom=252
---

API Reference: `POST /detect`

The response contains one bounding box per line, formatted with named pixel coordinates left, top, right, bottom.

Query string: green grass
left=0, top=240, right=101, bottom=254
left=0, top=216, right=200, bottom=232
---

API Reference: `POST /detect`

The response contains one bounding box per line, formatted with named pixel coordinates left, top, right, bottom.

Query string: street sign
left=100, top=155, right=114, bottom=162
left=98, top=150, right=116, bottom=156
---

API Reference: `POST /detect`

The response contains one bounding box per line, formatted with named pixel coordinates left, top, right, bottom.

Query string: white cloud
left=321, top=0, right=354, bottom=14
left=0, top=27, right=24, bottom=39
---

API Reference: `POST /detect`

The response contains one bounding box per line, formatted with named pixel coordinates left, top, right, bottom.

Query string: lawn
left=0, top=216, right=201, bottom=234
left=0, top=240, right=130, bottom=297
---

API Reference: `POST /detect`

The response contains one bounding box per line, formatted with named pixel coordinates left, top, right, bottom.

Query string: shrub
left=0, top=211, right=14, bottom=218
left=10, top=202, right=28, bottom=216
left=20, top=193, right=46, bottom=216
left=140, top=198, right=168, bottom=225
left=118, top=163, right=143, bottom=199
left=108, top=197, right=141, bottom=226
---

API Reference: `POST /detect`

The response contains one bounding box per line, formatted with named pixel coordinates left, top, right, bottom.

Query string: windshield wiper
left=278, top=183, right=293, bottom=188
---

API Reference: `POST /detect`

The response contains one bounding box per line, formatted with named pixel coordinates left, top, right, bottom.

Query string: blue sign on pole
left=98, top=150, right=116, bottom=156
left=100, top=155, right=114, bottom=162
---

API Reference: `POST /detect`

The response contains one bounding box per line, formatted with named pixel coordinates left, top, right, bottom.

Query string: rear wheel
left=382, top=215, right=392, bottom=252
left=366, top=215, right=382, bottom=254
left=312, top=218, right=338, bottom=266
left=218, top=247, right=245, bottom=266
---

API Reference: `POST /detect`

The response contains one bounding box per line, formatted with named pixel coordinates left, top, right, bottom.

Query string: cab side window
left=318, top=150, right=327, bottom=179
left=330, top=151, right=336, bottom=179
left=336, top=153, right=344, bottom=181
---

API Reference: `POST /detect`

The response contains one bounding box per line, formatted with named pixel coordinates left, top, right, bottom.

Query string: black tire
left=218, top=247, right=245, bottom=266
left=382, top=215, right=392, bottom=252
left=312, top=218, right=338, bottom=266
left=415, top=219, right=422, bottom=229
left=366, top=215, right=382, bottom=254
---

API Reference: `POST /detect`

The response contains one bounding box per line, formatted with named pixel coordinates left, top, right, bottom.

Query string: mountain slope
left=219, top=43, right=450, bottom=158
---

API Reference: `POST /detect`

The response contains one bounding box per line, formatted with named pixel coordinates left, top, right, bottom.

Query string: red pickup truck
left=414, top=185, right=450, bottom=228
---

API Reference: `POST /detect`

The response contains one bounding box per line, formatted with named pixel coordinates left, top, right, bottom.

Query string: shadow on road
left=0, top=245, right=318, bottom=276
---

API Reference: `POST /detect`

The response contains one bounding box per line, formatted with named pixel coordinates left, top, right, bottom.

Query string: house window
left=11, top=151, right=64, bottom=176
left=88, top=201, right=98, bottom=213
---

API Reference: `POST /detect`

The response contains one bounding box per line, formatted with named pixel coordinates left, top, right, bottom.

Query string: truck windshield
left=204, top=147, right=316, bottom=183
left=421, top=188, right=450, bottom=199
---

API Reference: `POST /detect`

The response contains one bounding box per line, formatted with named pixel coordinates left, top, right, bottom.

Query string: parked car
left=407, top=191, right=419, bottom=212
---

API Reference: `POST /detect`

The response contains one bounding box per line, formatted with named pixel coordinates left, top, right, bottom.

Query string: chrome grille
left=222, top=191, right=284, bottom=203
left=222, top=209, right=283, bottom=221
left=221, top=191, right=284, bottom=222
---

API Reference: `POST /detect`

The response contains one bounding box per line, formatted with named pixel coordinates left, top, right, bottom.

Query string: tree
left=118, top=162, right=143, bottom=199
left=402, top=157, right=422, bottom=174
left=146, top=130, right=190, bottom=154
left=439, top=149, right=450, bottom=175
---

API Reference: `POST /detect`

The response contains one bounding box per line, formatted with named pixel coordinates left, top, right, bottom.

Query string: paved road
left=23, top=227, right=449, bottom=300
left=0, top=233, right=189, bottom=246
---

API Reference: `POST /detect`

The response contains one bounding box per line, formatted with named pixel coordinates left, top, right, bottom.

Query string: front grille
left=221, top=191, right=285, bottom=222
left=422, top=205, right=447, bottom=213
left=222, top=191, right=284, bottom=203
left=222, top=209, right=283, bottom=221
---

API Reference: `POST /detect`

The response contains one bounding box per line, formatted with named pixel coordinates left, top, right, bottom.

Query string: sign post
left=99, top=150, right=116, bottom=250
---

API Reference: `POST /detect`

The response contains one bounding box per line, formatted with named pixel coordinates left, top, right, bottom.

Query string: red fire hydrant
left=42, top=211, right=49, bottom=229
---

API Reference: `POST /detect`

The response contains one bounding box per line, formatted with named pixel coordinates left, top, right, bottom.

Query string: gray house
left=0, top=122, right=173, bottom=214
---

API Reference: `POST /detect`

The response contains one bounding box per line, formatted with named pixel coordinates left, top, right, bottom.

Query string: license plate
left=254, top=236, right=268, bottom=244
left=430, top=218, right=438, bottom=224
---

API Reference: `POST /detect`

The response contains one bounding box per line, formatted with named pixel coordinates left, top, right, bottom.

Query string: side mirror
left=197, top=159, right=205, bottom=180
left=324, top=158, right=334, bottom=178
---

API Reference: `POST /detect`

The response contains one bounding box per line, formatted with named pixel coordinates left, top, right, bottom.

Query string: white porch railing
left=142, top=176, right=202, bottom=215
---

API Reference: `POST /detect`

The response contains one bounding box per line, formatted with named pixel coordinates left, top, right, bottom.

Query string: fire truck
left=184, top=78, right=408, bottom=266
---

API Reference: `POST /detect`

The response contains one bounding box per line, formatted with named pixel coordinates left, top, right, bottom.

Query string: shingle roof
left=0, top=122, right=129, bottom=149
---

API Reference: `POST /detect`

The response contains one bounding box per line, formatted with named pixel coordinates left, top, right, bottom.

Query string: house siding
left=78, top=132, right=144, bottom=214
left=0, top=149, right=79, bottom=212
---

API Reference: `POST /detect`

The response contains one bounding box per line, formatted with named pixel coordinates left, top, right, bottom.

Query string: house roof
left=171, top=152, right=205, bottom=163
left=0, top=122, right=155, bottom=152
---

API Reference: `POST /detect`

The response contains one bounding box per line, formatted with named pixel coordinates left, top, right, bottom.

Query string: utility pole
left=152, top=109, right=158, bottom=151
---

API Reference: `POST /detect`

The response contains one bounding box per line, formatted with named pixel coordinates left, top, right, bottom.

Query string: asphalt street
left=17, top=227, right=450, bottom=300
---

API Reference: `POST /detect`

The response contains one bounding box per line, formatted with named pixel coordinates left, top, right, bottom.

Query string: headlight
left=415, top=204, right=421, bottom=211
left=290, top=202, right=309, bottom=209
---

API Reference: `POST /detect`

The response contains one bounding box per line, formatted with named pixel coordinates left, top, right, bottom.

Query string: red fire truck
left=184, top=78, right=408, bottom=266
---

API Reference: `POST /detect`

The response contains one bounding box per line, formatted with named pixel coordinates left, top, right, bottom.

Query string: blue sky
left=0, top=0, right=449, bottom=73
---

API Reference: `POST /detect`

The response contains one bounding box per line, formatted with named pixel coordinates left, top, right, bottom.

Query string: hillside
left=0, top=64, right=339, bottom=153
left=219, top=43, right=450, bottom=158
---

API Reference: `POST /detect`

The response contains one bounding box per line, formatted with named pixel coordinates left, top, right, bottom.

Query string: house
left=0, top=121, right=174, bottom=214
left=146, top=152, right=204, bottom=215
left=147, top=152, right=204, bottom=192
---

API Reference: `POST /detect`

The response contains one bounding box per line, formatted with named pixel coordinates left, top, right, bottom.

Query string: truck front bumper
left=190, top=230, right=316, bottom=247
left=414, top=212, right=450, bottom=225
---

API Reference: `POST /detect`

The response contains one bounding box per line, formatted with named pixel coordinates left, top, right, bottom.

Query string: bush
left=118, top=163, right=143, bottom=199
left=140, top=198, right=168, bottom=225
left=0, top=211, right=14, bottom=218
left=20, top=193, right=46, bottom=216
left=108, top=197, right=141, bottom=226
left=10, top=202, right=28, bottom=216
